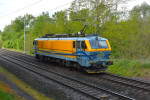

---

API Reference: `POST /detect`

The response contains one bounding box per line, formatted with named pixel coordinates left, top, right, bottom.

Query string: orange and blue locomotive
left=33, top=33, right=113, bottom=73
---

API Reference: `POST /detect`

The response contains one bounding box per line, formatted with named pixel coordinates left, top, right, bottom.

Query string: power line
left=34, top=1, right=72, bottom=17
left=0, top=0, right=43, bottom=18
left=0, top=0, right=73, bottom=30
left=47, top=1, right=72, bottom=12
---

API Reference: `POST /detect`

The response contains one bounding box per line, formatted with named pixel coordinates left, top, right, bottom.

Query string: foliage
left=0, top=30, right=2, bottom=35
left=107, top=59, right=150, bottom=77
left=0, top=81, right=22, bottom=100
left=1, top=1, right=150, bottom=59
left=0, top=89, right=15, bottom=100
left=0, top=35, right=1, bottom=48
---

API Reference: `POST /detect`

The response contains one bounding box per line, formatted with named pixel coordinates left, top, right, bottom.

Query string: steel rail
left=1, top=49, right=150, bottom=94
left=0, top=53, right=135, bottom=100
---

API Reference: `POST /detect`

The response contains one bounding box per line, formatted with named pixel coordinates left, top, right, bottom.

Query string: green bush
left=107, top=59, right=144, bottom=77
left=0, top=89, right=15, bottom=100
left=142, top=63, right=150, bottom=68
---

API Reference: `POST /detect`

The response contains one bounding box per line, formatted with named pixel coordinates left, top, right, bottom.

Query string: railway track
left=2, top=49, right=150, bottom=95
left=97, top=73, right=150, bottom=94
left=0, top=50, right=135, bottom=100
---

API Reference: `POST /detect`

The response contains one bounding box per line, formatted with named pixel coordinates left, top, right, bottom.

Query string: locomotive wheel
left=35, top=54, right=39, bottom=59
left=39, top=55, right=44, bottom=61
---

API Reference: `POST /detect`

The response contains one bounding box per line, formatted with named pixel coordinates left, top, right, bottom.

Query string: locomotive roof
left=35, top=36, right=107, bottom=41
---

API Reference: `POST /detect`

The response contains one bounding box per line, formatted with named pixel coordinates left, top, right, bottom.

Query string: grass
left=107, top=58, right=150, bottom=78
left=0, top=89, right=15, bottom=100
left=2, top=48, right=34, bottom=56
left=0, top=81, right=23, bottom=100
left=0, top=66, right=52, bottom=100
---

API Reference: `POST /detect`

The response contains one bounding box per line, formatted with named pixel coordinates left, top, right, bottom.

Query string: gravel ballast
left=0, top=49, right=150, bottom=100
left=0, top=57, right=92, bottom=100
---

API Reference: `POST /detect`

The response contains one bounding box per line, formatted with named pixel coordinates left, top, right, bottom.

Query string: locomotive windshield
left=90, top=40, right=108, bottom=49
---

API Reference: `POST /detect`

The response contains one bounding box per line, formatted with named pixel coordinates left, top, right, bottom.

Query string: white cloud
left=127, top=0, right=150, bottom=10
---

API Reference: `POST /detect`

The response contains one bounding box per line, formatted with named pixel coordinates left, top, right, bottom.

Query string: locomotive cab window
left=81, top=41, right=87, bottom=49
left=77, top=41, right=80, bottom=49
left=73, top=41, right=75, bottom=48
left=90, top=40, right=108, bottom=49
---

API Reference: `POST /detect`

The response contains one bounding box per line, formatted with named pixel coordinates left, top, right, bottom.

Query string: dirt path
left=0, top=73, right=36, bottom=100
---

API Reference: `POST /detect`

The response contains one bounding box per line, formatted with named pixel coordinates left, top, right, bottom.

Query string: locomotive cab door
left=34, top=40, right=38, bottom=56
left=76, top=41, right=81, bottom=52
left=76, top=40, right=88, bottom=67
left=76, top=40, right=82, bottom=65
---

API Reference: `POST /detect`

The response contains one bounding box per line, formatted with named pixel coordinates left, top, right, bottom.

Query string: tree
left=1, top=0, right=150, bottom=58
left=52, top=10, right=68, bottom=33
left=130, top=2, right=150, bottom=21
left=32, top=12, right=51, bottom=36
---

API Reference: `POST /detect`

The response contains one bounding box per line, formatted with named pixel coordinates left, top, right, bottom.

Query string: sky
left=0, top=0, right=150, bottom=31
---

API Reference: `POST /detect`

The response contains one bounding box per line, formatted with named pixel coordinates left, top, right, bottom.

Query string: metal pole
left=24, top=15, right=26, bottom=54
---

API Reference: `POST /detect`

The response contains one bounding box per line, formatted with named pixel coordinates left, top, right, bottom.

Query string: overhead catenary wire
left=0, top=0, right=150, bottom=29
left=0, top=0, right=43, bottom=19
left=34, top=1, right=72, bottom=17
left=0, top=0, right=149, bottom=19
left=47, top=1, right=72, bottom=12
left=0, top=0, right=73, bottom=30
